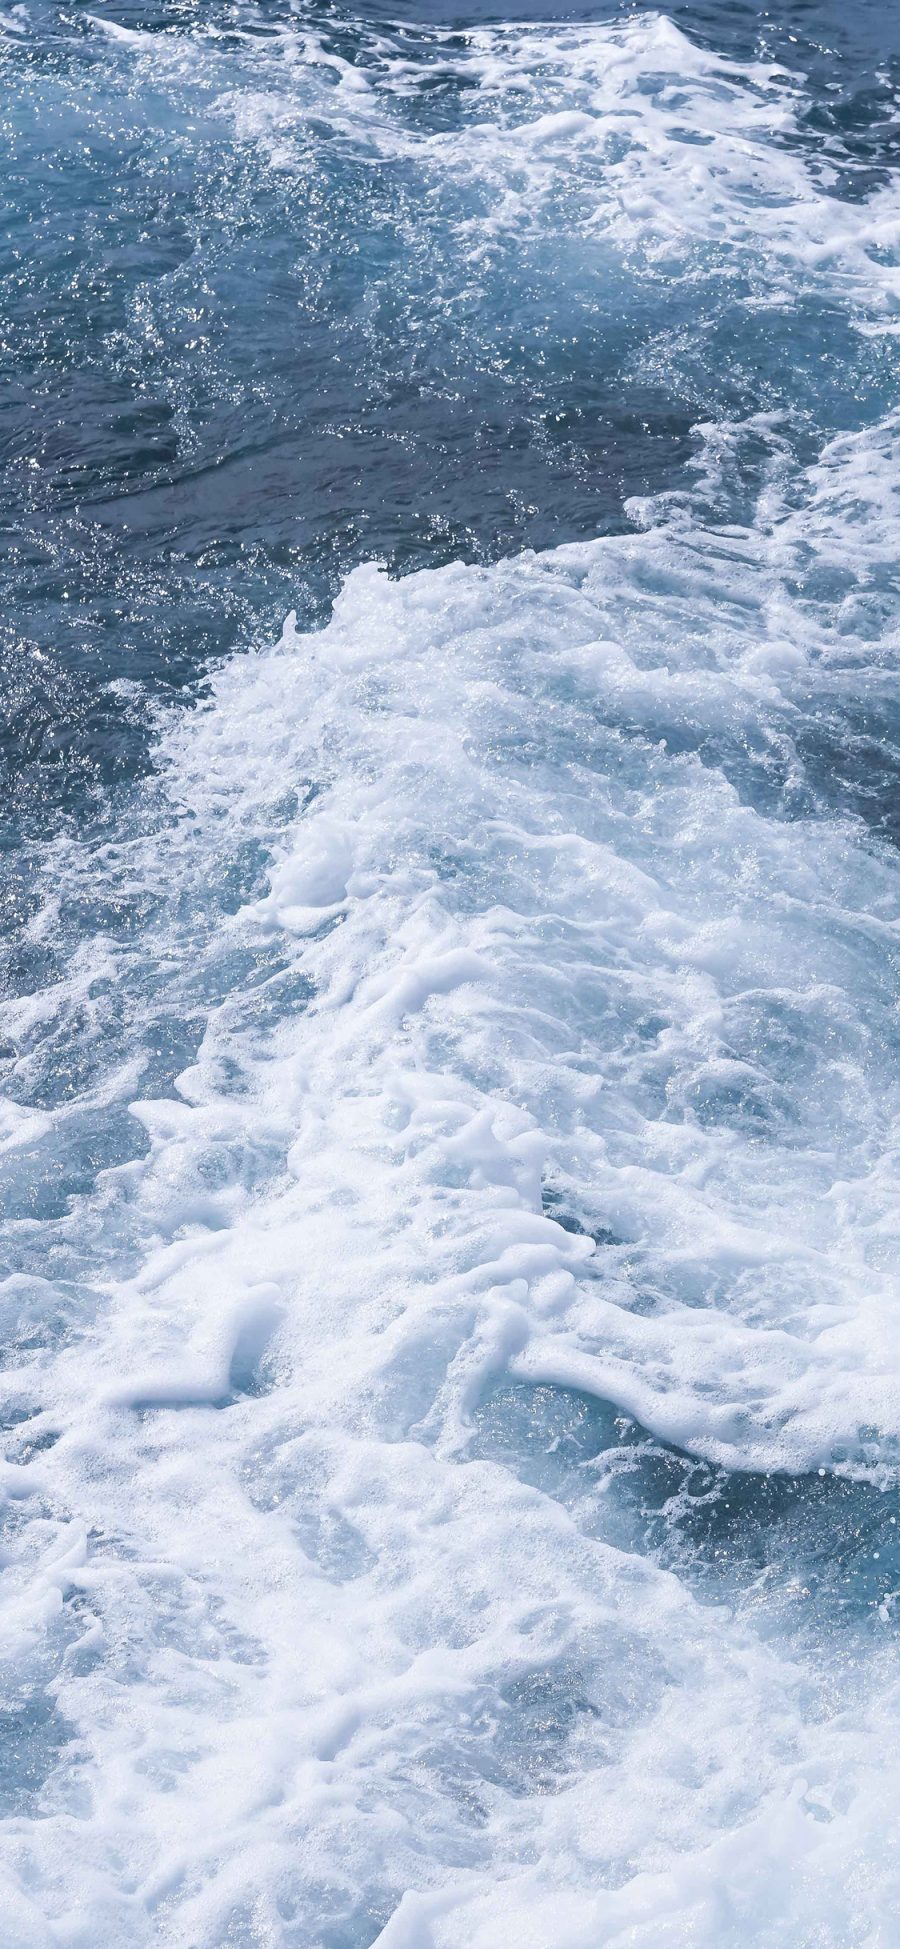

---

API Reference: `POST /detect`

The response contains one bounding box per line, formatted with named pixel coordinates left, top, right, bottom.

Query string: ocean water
left=2, top=0, right=900, bottom=1942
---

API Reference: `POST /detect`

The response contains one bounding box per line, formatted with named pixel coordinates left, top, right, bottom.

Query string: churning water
left=3, top=0, right=900, bottom=1941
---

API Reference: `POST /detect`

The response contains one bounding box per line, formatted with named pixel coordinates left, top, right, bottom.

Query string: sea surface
left=2, top=0, right=900, bottom=1942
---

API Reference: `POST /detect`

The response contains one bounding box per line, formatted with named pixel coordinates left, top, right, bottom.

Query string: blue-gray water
left=2, top=2, right=900, bottom=1943
left=3, top=0, right=899, bottom=833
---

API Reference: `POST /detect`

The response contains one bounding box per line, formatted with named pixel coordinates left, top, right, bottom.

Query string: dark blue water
left=2, top=0, right=898, bottom=839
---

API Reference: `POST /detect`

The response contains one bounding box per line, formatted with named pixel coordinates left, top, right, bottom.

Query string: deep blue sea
left=2, top=2, right=900, bottom=1942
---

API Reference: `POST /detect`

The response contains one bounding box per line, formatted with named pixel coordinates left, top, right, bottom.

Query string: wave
left=2, top=8, right=900, bottom=1945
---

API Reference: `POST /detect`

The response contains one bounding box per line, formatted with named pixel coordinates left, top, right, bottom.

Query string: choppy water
left=2, top=1, right=900, bottom=1943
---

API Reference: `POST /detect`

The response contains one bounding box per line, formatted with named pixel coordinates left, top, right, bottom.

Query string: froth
left=3, top=8, right=900, bottom=1944
left=1, top=412, right=898, bottom=1939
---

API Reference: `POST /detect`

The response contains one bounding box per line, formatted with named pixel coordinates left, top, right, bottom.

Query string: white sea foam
left=3, top=9, right=900, bottom=1946
left=78, top=1, right=900, bottom=320
left=207, top=9, right=900, bottom=321
left=2, top=409, right=900, bottom=1942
